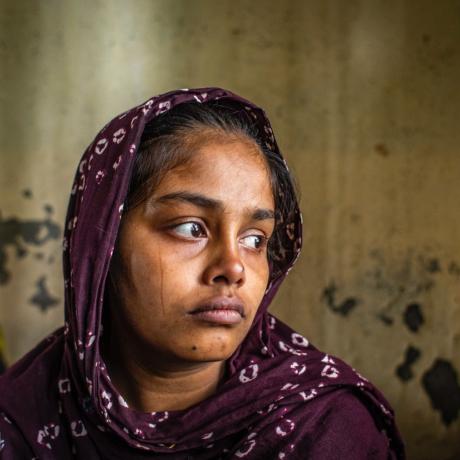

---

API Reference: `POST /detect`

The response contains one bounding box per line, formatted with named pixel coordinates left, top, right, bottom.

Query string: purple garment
left=0, top=88, right=405, bottom=459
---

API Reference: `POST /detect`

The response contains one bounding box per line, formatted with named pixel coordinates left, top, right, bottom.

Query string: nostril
left=212, top=275, right=229, bottom=284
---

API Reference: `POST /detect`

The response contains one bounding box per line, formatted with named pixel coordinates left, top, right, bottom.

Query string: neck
left=102, top=326, right=226, bottom=412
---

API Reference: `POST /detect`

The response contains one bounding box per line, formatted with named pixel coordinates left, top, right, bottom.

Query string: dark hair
left=124, top=99, right=298, bottom=279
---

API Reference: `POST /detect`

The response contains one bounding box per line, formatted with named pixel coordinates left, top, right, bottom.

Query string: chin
left=189, top=353, right=231, bottom=363
left=184, top=337, right=239, bottom=362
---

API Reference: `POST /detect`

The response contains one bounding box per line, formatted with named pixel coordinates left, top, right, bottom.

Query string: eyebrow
left=153, top=191, right=275, bottom=221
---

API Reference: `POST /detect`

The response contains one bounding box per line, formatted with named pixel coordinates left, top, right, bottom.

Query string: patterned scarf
left=0, top=88, right=405, bottom=459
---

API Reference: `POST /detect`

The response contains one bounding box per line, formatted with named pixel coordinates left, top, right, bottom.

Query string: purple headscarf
left=0, top=88, right=405, bottom=459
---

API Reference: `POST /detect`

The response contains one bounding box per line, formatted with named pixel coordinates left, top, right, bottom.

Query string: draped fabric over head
left=0, top=88, right=405, bottom=459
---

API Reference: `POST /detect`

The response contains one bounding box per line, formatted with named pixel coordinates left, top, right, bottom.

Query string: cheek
left=245, top=258, right=270, bottom=311
left=121, top=243, right=200, bottom=314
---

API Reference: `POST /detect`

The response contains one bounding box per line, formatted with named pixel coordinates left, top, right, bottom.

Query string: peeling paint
left=422, top=359, right=460, bottom=426
left=367, top=249, right=439, bottom=327
left=29, top=276, right=60, bottom=312
left=0, top=212, right=61, bottom=284
left=403, top=303, right=424, bottom=333
left=321, top=282, right=359, bottom=316
left=395, top=345, right=421, bottom=382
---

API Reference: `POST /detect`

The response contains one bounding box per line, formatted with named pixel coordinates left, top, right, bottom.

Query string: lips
left=189, top=297, right=246, bottom=325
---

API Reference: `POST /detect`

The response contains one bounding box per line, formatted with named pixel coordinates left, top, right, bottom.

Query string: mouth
left=189, top=297, right=246, bottom=325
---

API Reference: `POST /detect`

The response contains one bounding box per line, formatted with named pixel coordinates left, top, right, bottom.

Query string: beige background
left=1, top=1, right=459, bottom=458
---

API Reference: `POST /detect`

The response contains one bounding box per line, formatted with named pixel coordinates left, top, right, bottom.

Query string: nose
left=202, top=239, right=245, bottom=288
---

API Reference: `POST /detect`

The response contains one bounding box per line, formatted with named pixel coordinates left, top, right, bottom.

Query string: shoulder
left=259, top=317, right=405, bottom=457
left=0, top=331, right=66, bottom=458
left=292, top=388, right=403, bottom=459
left=0, top=328, right=64, bottom=383
left=0, top=329, right=64, bottom=414
left=313, top=388, right=388, bottom=435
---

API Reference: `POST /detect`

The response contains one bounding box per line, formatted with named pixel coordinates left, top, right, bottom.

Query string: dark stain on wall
left=413, top=280, right=434, bottom=295
left=366, top=249, right=436, bottom=327
left=374, top=142, right=390, bottom=157
left=29, top=276, right=59, bottom=312
left=403, top=303, right=424, bottom=332
left=43, top=204, right=54, bottom=215
left=396, top=345, right=421, bottom=382
left=422, top=359, right=460, bottom=426
left=425, top=258, right=441, bottom=273
left=421, top=33, right=432, bottom=45
left=448, top=261, right=460, bottom=276
left=21, top=189, right=33, bottom=199
left=377, top=313, right=394, bottom=326
left=322, top=282, right=360, bottom=316
left=0, top=212, right=61, bottom=284
left=230, top=27, right=244, bottom=37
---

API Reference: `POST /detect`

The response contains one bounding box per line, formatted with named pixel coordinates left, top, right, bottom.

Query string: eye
left=172, top=222, right=206, bottom=239
left=240, top=234, right=267, bottom=250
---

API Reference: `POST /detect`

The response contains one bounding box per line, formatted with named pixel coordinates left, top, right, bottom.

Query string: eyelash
left=170, top=221, right=269, bottom=251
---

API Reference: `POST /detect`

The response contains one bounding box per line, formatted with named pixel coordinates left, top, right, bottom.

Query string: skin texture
left=104, top=133, right=275, bottom=412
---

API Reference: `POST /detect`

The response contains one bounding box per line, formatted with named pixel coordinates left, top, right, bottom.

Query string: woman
left=0, top=88, right=405, bottom=459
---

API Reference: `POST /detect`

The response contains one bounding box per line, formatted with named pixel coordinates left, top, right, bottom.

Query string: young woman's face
left=109, top=134, right=275, bottom=367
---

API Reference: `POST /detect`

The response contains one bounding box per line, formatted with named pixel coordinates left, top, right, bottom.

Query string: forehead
left=152, top=137, right=274, bottom=209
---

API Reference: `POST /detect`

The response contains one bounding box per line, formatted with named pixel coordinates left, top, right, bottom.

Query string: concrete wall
left=1, top=1, right=459, bottom=458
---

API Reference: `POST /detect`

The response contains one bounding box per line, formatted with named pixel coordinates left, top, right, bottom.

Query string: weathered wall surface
left=0, top=1, right=459, bottom=458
